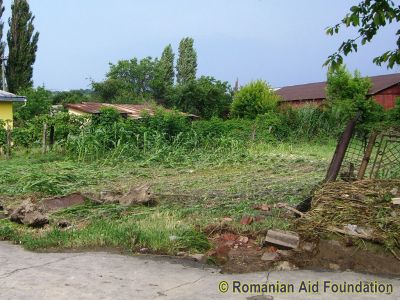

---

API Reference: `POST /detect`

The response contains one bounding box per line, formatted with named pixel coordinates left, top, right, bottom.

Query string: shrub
left=230, top=80, right=280, bottom=119
left=166, top=76, right=232, bottom=119
left=14, top=87, right=52, bottom=123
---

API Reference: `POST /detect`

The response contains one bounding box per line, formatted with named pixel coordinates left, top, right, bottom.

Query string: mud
left=208, top=233, right=400, bottom=276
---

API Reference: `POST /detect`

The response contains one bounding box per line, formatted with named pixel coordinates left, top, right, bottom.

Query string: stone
left=274, top=261, right=298, bottom=271
left=276, top=250, right=293, bottom=258
left=329, top=263, right=341, bottom=271
left=237, top=236, right=249, bottom=244
left=392, top=198, right=400, bottom=205
left=9, top=199, right=49, bottom=228
left=99, top=190, right=122, bottom=204
left=261, top=252, right=279, bottom=262
left=222, top=217, right=233, bottom=222
left=240, top=216, right=254, bottom=225
left=189, top=254, right=205, bottom=262
left=119, top=185, right=156, bottom=206
left=264, top=230, right=300, bottom=249
left=390, top=187, right=398, bottom=196
left=57, top=219, right=71, bottom=228
left=301, top=242, right=317, bottom=252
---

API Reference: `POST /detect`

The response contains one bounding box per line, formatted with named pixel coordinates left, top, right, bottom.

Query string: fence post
left=324, top=113, right=361, bottom=183
left=5, top=123, right=11, bottom=159
left=42, top=122, right=47, bottom=154
left=357, top=131, right=378, bottom=180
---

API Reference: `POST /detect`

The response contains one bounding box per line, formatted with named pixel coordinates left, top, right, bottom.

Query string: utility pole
left=0, top=56, right=7, bottom=91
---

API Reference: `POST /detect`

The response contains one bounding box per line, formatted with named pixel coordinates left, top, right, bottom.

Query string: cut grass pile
left=0, top=141, right=334, bottom=254
left=297, top=180, right=400, bottom=257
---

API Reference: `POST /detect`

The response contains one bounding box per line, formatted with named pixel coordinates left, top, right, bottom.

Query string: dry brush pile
left=297, top=180, right=400, bottom=258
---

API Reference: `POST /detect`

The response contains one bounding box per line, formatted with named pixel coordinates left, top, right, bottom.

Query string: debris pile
left=297, top=180, right=400, bottom=258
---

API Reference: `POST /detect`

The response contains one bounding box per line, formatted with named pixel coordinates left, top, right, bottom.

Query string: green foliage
left=52, top=90, right=92, bottom=105
left=14, top=87, right=52, bottom=123
left=167, top=76, right=232, bottom=119
left=6, top=0, right=39, bottom=93
left=326, top=66, right=385, bottom=126
left=176, top=37, right=197, bottom=84
left=230, top=80, right=280, bottom=119
left=388, top=98, right=400, bottom=124
left=0, top=119, right=6, bottom=146
left=0, top=0, right=4, bottom=89
left=325, top=0, right=400, bottom=69
left=93, top=57, right=164, bottom=102
left=154, top=44, right=175, bottom=99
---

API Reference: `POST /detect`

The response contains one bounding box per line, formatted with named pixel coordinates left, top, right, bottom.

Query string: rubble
left=240, top=216, right=254, bottom=225
left=42, top=193, right=86, bottom=211
left=119, top=185, right=156, bottom=206
left=9, top=200, right=49, bottom=228
left=274, top=261, right=298, bottom=271
left=261, top=252, right=279, bottom=262
left=264, top=230, right=300, bottom=249
left=392, top=198, right=400, bottom=205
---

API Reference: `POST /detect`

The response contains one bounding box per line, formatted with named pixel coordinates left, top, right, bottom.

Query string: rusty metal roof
left=277, top=73, right=400, bottom=102
left=0, top=90, right=26, bottom=102
left=65, top=102, right=198, bottom=119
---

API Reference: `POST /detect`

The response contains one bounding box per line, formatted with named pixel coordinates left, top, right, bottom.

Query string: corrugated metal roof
left=277, top=73, right=400, bottom=102
left=65, top=102, right=198, bottom=119
left=0, top=90, right=26, bottom=102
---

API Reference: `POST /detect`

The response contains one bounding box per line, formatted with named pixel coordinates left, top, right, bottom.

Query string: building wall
left=373, top=84, right=400, bottom=110
left=0, top=102, right=13, bottom=128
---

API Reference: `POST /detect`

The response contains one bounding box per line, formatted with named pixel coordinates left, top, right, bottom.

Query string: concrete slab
left=0, top=242, right=399, bottom=300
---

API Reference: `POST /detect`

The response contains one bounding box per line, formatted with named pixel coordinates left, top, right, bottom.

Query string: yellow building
left=0, top=90, right=26, bottom=128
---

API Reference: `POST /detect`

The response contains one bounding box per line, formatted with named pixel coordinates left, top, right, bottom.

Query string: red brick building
left=276, top=73, right=400, bottom=110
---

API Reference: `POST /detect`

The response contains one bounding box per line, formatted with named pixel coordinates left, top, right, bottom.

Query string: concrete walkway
left=0, top=242, right=399, bottom=300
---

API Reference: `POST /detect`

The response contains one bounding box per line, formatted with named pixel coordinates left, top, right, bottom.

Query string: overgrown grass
left=0, top=140, right=334, bottom=254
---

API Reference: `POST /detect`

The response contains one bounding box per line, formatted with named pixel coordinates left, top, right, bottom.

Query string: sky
left=2, top=0, right=399, bottom=91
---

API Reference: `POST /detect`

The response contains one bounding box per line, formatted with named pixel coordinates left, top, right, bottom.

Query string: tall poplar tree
left=0, top=0, right=5, bottom=89
left=6, top=0, right=39, bottom=93
left=176, top=37, right=197, bottom=85
left=159, top=44, right=175, bottom=88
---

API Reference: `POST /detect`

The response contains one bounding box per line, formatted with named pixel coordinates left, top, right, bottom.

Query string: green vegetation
left=326, top=0, right=400, bottom=69
left=0, top=138, right=333, bottom=253
left=176, top=37, right=197, bottom=85
left=231, top=80, right=280, bottom=119
left=6, top=0, right=39, bottom=93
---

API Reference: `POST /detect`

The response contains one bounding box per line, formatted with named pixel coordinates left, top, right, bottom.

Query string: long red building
left=276, top=73, right=400, bottom=110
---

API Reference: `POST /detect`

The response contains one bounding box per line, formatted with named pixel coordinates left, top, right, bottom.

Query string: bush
left=14, top=87, right=52, bottom=124
left=230, top=80, right=280, bottom=119
left=167, top=76, right=232, bottom=119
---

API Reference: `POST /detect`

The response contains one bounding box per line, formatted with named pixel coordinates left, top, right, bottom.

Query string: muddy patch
left=41, top=193, right=86, bottom=211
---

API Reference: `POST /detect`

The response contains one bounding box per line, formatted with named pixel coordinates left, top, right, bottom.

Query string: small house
left=0, top=90, right=26, bottom=128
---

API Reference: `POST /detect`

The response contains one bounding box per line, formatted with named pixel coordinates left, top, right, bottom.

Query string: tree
left=14, top=87, right=52, bottom=122
left=326, top=66, right=371, bottom=103
left=230, top=80, right=280, bottom=119
left=6, top=0, right=39, bottom=93
left=93, top=57, right=160, bottom=102
left=176, top=37, right=197, bottom=84
left=325, top=0, right=400, bottom=69
left=159, top=44, right=175, bottom=89
left=0, top=0, right=5, bottom=89
left=167, top=76, right=232, bottom=119
left=326, top=66, right=384, bottom=124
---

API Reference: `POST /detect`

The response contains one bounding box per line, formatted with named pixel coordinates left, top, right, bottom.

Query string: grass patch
left=0, top=141, right=334, bottom=253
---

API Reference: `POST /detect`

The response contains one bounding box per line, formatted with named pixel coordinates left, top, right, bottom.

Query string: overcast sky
left=2, top=0, right=399, bottom=90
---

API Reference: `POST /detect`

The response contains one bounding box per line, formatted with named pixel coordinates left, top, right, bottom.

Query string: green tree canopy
left=167, top=76, right=232, bottom=119
left=326, top=66, right=384, bottom=124
left=176, top=37, right=197, bottom=84
left=14, top=87, right=52, bottom=123
left=325, top=0, right=400, bottom=69
left=6, top=0, right=39, bottom=93
left=230, top=80, right=280, bottom=119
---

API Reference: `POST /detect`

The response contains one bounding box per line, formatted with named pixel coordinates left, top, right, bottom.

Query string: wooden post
left=324, top=113, right=360, bottom=183
left=5, top=124, right=11, bottom=159
left=357, top=132, right=378, bottom=180
left=42, top=122, right=47, bottom=154
left=49, top=124, right=55, bottom=150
